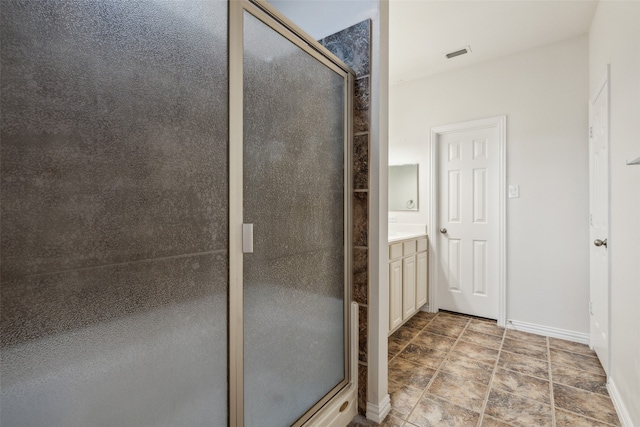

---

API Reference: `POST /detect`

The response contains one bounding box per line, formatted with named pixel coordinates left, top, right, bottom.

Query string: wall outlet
left=388, top=214, right=397, bottom=223
left=508, top=185, right=519, bottom=198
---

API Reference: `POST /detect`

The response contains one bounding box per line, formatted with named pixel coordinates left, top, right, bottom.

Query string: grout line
left=388, top=314, right=435, bottom=364
left=403, top=313, right=473, bottom=424
left=496, top=365, right=549, bottom=381
left=554, top=381, right=614, bottom=397
left=476, top=323, right=507, bottom=427
left=547, top=355, right=606, bottom=377
left=554, top=406, right=619, bottom=427
left=388, top=325, right=417, bottom=364
left=388, top=317, right=617, bottom=427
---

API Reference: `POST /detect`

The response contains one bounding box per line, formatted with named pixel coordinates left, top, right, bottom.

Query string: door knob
left=594, top=238, right=607, bottom=248
left=440, top=228, right=447, bottom=234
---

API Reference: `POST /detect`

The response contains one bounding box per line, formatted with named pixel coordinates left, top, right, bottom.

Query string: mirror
left=389, top=164, right=419, bottom=211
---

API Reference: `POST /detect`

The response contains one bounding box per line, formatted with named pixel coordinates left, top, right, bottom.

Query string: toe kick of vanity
left=389, top=235, right=428, bottom=335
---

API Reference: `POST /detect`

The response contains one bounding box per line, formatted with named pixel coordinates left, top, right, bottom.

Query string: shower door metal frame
left=228, top=1, right=355, bottom=426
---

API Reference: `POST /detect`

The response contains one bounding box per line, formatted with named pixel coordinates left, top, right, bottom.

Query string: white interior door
left=589, top=72, right=610, bottom=375
left=436, top=122, right=501, bottom=319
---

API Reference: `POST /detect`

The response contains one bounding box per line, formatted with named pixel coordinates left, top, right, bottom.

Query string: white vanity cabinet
left=389, top=236, right=428, bottom=335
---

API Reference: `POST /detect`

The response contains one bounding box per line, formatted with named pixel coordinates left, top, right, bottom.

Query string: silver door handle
left=594, top=238, right=607, bottom=248
left=440, top=228, right=447, bottom=234
left=243, top=223, right=254, bottom=253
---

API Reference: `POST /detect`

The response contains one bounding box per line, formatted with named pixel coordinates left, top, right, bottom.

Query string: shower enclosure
left=231, top=2, right=356, bottom=426
left=0, top=0, right=355, bottom=426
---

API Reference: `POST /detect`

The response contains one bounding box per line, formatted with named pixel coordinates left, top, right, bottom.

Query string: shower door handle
left=242, top=223, right=254, bottom=253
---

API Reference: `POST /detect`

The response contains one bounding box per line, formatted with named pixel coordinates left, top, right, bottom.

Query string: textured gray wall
left=1, top=1, right=228, bottom=425
left=320, top=19, right=372, bottom=416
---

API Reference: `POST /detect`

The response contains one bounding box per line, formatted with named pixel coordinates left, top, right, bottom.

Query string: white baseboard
left=506, top=319, right=589, bottom=344
left=420, top=304, right=431, bottom=312
left=365, top=394, right=391, bottom=423
left=607, top=377, right=634, bottom=427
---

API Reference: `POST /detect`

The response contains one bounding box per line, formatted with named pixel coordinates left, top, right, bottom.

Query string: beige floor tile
left=550, top=348, right=605, bottom=375
left=403, top=314, right=433, bottom=331
left=553, top=383, right=620, bottom=426
left=427, top=371, right=488, bottom=412
left=481, top=415, right=514, bottom=427
left=424, top=319, right=467, bottom=338
left=413, top=311, right=438, bottom=321
left=371, top=312, right=619, bottom=427
left=504, top=329, right=548, bottom=346
left=502, top=338, right=548, bottom=360
left=391, top=326, right=421, bottom=343
left=555, top=408, right=615, bottom=427
left=388, top=380, right=424, bottom=419
left=467, top=319, right=505, bottom=337
left=349, top=414, right=380, bottom=427
left=379, top=413, right=405, bottom=427
left=548, top=338, right=596, bottom=356
left=389, top=357, right=436, bottom=390
left=407, top=394, right=480, bottom=427
left=492, top=367, right=551, bottom=404
left=460, top=329, right=503, bottom=350
left=440, top=352, right=494, bottom=385
left=484, top=388, right=552, bottom=427
left=413, top=331, right=457, bottom=352
left=389, top=337, right=406, bottom=360
left=398, top=343, right=448, bottom=369
left=451, top=340, right=500, bottom=365
left=497, top=351, right=549, bottom=379
left=356, top=316, right=623, bottom=427
left=552, top=364, right=608, bottom=396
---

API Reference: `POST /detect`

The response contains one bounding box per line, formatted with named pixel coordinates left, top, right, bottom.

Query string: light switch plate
left=508, top=185, right=519, bottom=198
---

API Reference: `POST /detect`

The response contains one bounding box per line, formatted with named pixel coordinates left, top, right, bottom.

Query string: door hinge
left=589, top=213, right=593, bottom=226
left=589, top=301, right=593, bottom=316
left=589, top=126, right=593, bottom=138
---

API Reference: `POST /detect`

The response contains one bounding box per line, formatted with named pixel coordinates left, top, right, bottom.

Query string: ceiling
left=390, top=0, right=598, bottom=84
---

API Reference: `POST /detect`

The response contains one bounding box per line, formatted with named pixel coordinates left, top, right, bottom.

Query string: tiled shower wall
left=320, top=20, right=372, bottom=416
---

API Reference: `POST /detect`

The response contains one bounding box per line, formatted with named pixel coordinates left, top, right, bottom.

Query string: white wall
left=389, top=35, right=591, bottom=334
left=589, top=2, right=640, bottom=424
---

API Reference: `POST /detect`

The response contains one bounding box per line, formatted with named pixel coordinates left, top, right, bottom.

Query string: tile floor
left=352, top=310, right=621, bottom=427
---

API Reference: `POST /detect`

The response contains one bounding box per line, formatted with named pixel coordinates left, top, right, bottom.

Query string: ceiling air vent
left=445, top=46, right=471, bottom=59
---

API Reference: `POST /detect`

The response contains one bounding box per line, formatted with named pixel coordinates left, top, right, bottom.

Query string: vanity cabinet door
left=416, top=251, right=428, bottom=308
left=402, top=255, right=417, bottom=320
left=389, top=259, right=403, bottom=330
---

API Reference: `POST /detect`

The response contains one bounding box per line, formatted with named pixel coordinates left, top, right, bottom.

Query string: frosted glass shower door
left=0, top=1, right=228, bottom=426
left=241, top=9, right=350, bottom=427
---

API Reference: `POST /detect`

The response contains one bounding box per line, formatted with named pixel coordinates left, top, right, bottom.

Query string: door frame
left=428, top=116, right=507, bottom=326
left=588, top=66, right=611, bottom=375
left=229, top=0, right=356, bottom=425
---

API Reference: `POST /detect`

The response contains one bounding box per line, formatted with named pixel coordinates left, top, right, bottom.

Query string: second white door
left=436, top=120, right=501, bottom=319
left=589, top=71, right=610, bottom=375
